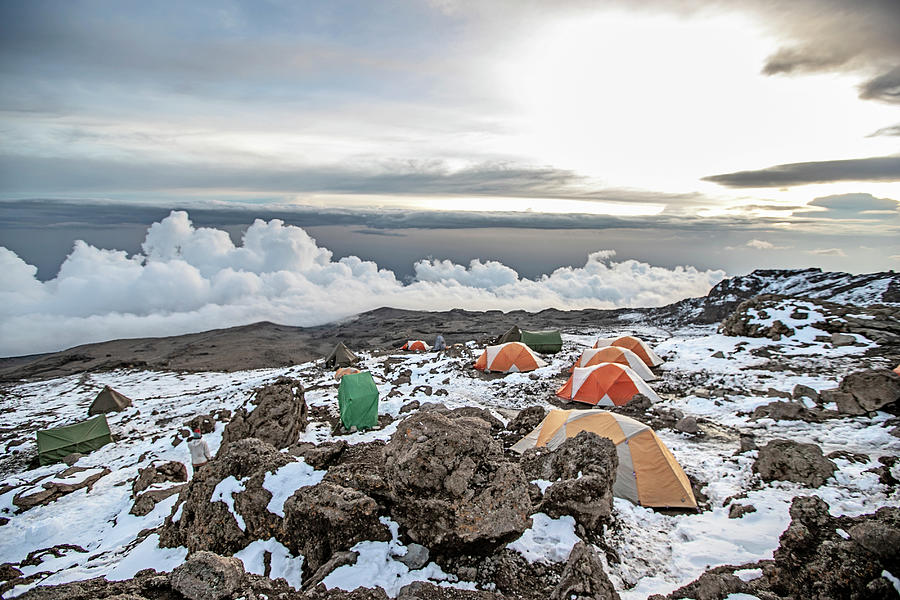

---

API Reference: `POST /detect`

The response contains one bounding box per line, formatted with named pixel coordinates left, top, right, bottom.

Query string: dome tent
left=474, top=342, right=547, bottom=373
left=324, top=342, right=359, bottom=369
left=556, top=363, right=661, bottom=406
left=593, top=335, right=663, bottom=367
left=401, top=340, right=430, bottom=352
left=88, top=385, right=133, bottom=416
left=572, top=346, right=657, bottom=381
left=512, top=409, right=696, bottom=509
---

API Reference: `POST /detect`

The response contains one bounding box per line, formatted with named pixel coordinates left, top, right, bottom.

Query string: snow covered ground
left=1, top=317, right=898, bottom=599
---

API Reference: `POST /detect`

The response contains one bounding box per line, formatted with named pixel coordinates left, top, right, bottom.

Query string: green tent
left=36, top=415, right=113, bottom=466
left=337, top=371, right=379, bottom=430
left=520, top=329, right=563, bottom=353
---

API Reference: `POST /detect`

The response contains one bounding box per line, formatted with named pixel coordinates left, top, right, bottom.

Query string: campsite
left=0, top=269, right=898, bottom=599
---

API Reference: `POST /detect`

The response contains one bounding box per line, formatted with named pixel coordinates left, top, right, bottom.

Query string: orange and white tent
left=512, top=409, right=696, bottom=509
left=572, top=346, right=657, bottom=381
left=894, top=363, right=900, bottom=376
left=402, top=340, right=430, bottom=352
left=334, top=367, right=361, bottom=380
left=556, top=363, right=661, bottom=406
left=593, top=335, right=663, bottom=367
left=474, top=342, right=547, bottom=373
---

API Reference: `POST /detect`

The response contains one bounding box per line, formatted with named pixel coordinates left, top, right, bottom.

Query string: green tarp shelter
left=337, top=371, right=379, bottom=430
left=520, top=329, right=563, bottom=353
left=36, top=414, right=112, bottom=466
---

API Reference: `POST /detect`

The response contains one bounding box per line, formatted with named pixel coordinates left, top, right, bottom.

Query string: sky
left=0, top=0, right=899, bottom=355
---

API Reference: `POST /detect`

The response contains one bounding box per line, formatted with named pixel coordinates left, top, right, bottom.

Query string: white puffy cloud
left=0, top=211, right=726, bottom=356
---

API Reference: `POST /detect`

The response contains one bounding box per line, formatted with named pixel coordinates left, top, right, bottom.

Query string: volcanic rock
left=506, top=406, right=548, bottom=436
left=832, top=369, right=900, bottom=415
left=520, top=431, right=617, bottom=531
left=158, top=438, right=292, bottom=554
left=221, top=377, right=308, bottom=450
left=753, top=440, right=836, bottom=487
left=767, top=496, right=900, bottom=599
left=13, top=466, right=110, bottom=511
left=282, top=481, right=389, bottom=578
left=750, top=401, right=820, bottom=423
left=549, top=542, right=620, bottom=600
left=383, top=411, right=532, bottom=552
left=132, top=461, right=187, bottom=495
left=169, top=551, right=246, bottom=600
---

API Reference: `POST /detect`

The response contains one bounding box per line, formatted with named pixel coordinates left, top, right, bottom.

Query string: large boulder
left=221, top=377, right=308, bottom=450
left=753, top=439, right=836, bottom=487
left=831, top=369, right=900, bottom=415
left=768, top=496, right=900, bottom=599
left=383, top=411, right=532, bottom=553
left=158, top=438, right=293, bottom=554
left=169, top=551, right=246, bottom=600
left=751, top=401, right=821, bottom=423
left=520, top=431, right=618, bottom=531
left=281, top=481, right=390, bottom=578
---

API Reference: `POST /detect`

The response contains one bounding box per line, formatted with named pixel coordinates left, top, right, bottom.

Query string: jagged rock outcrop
left=753, top=439, right=836, bottom=487
left=158, top=438, right=292, bottom=554
left=719, top=294, right=900, bottom=350
left=221, top=377, right=308, bottom=450
left=549, top=542, right=620, bottom=600
left=383, top=411, right=532, bottom=552
left=520, top=431, right=618, bottom=531
left=767, top=496, right=900, bottom=599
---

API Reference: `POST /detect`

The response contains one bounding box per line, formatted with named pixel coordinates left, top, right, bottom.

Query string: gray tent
left=325, top=342, right=360, bottom=369
left=88, top=386, right=133, bottom=416
left=494, top=325, right=521, bottom=345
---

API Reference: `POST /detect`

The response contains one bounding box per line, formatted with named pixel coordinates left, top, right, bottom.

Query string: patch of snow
left=322, top=517, right=475, bottom=597
left=734, top=568, right=763, bottom=581
left=234, top=537, right=303, bottom=590
left=507, top=513, right=580, bottom=564
left=883, top=570, right=900, bottom=593
left=211, top=475, right=247, bottom=531
left=263, top=459, right=325, bottom=518
left=106, top=533, right=187, bottom=580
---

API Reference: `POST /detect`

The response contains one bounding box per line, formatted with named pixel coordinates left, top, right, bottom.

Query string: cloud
left=807, top=248, right=847, bottom=257
left=746, top=239, right=792, bottom=250
left=753, top=0, right=900, bottom=104
left=702, top=156, right=900, bottom=188
left=868, top=123, right=900, bottom=137
left=858, top=65, right=900, bottom=104
left=0, top=211, right=725, bottom=356
left=801, top=193, right=900, bottom=219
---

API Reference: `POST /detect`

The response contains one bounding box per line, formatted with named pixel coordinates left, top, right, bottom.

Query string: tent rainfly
left=402, top=340, right=430, bottom=352
left=325, top=342, right=360, bottom=369
left=474, top=342, right=547, bottom=373
left=512, top=409, right=696, bottom=509
left=520, top=329, right=563, bottom=354
left=88, top=385, right=133, bottom=416
left=593, top=335, right=663, bottom=367
left=572, top=347, right=657, bottom=381
left=495, top=325, right=522, bottom=345
left=556, top=363, right=662, bottom=406
left=37, top=414, right=113, bottom=466
left=337, top=371, right=379, bottom=430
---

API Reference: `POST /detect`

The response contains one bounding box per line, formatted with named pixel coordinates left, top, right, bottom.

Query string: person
left=187, top=428, right=212, bottom=473
left=434, top=334, right=446, bottom=352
